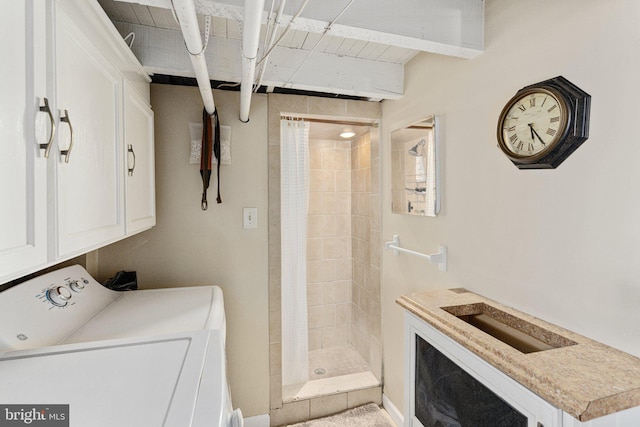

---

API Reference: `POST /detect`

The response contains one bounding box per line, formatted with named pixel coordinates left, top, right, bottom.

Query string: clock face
left=498, top=88, right=569, bottom=160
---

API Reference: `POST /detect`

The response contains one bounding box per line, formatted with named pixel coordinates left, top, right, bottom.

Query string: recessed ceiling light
left=340, top=127, right=355, bottom=138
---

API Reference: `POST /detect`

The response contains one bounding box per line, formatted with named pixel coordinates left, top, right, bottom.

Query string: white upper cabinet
left=0, top=0, right=49, bottom=279
left=0, top=0, right=153, bottom=284
left=53, top=2, right=125, bottom=258
left=124, top=83, right=156, bottom=234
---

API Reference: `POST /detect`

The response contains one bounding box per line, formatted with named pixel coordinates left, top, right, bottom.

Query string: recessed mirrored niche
left=391, top=116, right=439, bottom=216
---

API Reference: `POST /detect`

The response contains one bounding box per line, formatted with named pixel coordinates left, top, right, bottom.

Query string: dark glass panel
left=415, top=335, right=527, bottom=427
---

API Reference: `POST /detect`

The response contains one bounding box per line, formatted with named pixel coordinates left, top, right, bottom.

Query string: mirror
left=391, top=115, right=439, bottom=216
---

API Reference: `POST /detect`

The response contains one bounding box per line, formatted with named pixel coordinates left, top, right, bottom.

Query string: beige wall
left=96, top=85, right=269, bottom=416
left=381, top=0, right=640, bottom=412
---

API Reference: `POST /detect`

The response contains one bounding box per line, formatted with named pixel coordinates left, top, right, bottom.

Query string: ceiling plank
left=377, top=46, right=414, bottom=63
left=115, top=21, right=403, bottom=99
left=357, top=42, right=389, bottom=61
left=130, top=3, right=155, bottom=26
left=147, top=6, right=179, bottom=30
left=209, top=16, right=228, bottom=38
left=343, top=39, right=368, bottom=57
left=112, top=1, right=140, bottom=23
left=98, top=0, right=127, bottom=21
left=300, top=32, right=322, bottom=51
left=279, top=28, right=307, bottom=49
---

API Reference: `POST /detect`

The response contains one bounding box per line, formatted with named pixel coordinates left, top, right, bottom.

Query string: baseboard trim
left=243, top=413, right=270, bottom=427
left=382, top=394, right=403, bottom=427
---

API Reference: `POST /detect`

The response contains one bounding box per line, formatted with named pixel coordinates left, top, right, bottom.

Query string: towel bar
left=384, top=235, right=447, bottom=271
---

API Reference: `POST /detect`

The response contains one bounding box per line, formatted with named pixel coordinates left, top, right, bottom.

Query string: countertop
left=397, top=288, right=640, bottom=421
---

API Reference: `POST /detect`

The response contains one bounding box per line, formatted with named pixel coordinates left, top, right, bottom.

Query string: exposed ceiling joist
left=115, top=21, right=404, bottom=99
left=103, top=0, right=484, bottom=100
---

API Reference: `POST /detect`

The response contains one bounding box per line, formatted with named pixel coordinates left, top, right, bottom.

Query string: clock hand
left=528, top=123, right=546, bottom=146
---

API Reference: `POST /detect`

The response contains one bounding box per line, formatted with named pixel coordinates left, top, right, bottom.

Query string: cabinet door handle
left=127, top=144, right=136, bottom=176
left=59, top=110, right=74, bottom=163
left=38, top=97, right=56, bottom=158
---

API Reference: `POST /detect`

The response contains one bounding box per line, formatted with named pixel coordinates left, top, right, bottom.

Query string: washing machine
left=0, top=265, right=243, bottom=427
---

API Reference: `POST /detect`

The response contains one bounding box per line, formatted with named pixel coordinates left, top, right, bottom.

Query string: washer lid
left=0, top=335, right=209, bottom=427
left=64, top=286, right=224, bottom=344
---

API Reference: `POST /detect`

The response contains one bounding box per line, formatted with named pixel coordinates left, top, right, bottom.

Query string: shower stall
left=269, top=101, right=382, bottom=424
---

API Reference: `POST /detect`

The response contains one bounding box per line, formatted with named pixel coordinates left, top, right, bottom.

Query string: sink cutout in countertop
left=442, top=303, right=578, bottom=354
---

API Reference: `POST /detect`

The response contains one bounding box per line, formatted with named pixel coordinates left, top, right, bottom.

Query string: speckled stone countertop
left=397, top=288, right=640, bottom=422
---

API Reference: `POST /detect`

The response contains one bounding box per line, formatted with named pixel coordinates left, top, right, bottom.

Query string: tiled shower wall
left=307, top=140, right=353, bottom=350
left=306, top=133, right=382, bottom=376
left=351, top=132, right=382, bottom=379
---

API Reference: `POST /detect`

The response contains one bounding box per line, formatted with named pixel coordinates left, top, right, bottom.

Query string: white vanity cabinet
left=399, top=290, right=640, bottom=427
left=0, top=0, right=153, bottom=284
left=124, top=83, right=156, bottom=234
left=0, top=0, right=49, bottom=279
left=404, top=311, right=640, bottom=426
left=53, top=1, right=125, bottom=258
left=404, top=312, right=562, bottom=427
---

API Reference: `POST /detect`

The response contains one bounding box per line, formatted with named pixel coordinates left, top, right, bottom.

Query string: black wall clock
left=496, top=76, right=591, bottom=169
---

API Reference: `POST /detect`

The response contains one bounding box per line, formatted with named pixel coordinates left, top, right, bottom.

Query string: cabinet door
left=54, top=3, right=125, bottom=258
left=124, top=84, right=156, bottom=234
left=0, top=0, right=49, bottom=281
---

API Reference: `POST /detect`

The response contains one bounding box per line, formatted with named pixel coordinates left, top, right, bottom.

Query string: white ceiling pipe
left=239, top=0, right=266, bottom=122
left=172, top=0, right=216, bottom=115
left=255, top=0, right=286, bottom=92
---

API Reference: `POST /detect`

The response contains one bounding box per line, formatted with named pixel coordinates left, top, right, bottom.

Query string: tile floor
left=308, top=345, right=370, bottom=380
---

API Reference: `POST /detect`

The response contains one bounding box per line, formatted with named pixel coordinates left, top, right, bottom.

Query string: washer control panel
left=42, top=278, right=89, bottom=307
left=0, top=265, right=119, bottom=352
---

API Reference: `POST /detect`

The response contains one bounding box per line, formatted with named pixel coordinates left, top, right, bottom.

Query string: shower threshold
left=282, top=345, right=380, bottom=402
left=283, top=371, right=380, bottom=403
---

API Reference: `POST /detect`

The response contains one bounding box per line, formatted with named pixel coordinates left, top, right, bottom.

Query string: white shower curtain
left=280, top=118, right=310, bottom=386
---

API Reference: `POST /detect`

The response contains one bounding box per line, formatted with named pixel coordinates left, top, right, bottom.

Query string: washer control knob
left=46, top=286, right=72, bottom=307
left=69, top=280, right=85, bottom=292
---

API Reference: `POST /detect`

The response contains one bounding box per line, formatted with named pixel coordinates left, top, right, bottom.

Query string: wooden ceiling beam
left=115, top=22, right=403, bottom=99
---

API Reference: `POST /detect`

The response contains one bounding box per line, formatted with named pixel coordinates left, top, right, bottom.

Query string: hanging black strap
left=200, top=108, right=212, bottom=210
left=213, top=109, right=222, bottom=204
left=200, top=108, right=222, bottom=210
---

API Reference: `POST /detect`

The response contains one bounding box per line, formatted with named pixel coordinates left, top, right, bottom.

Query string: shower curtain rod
left=282, top=116, right=379, bottom=128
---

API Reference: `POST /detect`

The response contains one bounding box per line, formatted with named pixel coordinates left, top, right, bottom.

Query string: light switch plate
left=243, top=207, right=257, bottom=229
